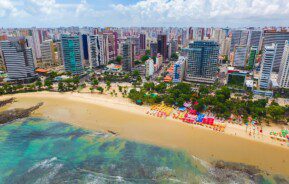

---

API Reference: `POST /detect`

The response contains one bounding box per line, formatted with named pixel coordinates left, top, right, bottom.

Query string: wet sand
left=1, top=92, right=289, bottom=177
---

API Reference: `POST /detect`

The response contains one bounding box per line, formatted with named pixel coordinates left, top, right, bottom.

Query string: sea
left=0, top=118, right=288, bottom=184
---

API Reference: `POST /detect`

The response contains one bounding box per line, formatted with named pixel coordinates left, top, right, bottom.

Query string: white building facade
left=277, top=41, right=289, bottom=88
left=259, top=44, right=277, bottom=89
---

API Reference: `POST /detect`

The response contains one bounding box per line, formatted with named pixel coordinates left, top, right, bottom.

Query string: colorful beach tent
left=136, top=100, right=143, bottom=105
left=197, top=114, right=205, bottom=122
left=179, top=107, right=186, bottom=112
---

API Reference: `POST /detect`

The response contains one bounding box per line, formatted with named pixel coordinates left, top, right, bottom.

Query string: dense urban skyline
left=1, top=0, right=289, bottom=28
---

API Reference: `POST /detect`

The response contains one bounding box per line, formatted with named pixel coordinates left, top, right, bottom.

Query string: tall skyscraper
left=185, top=41, right=219, bottom=83
left=259, top=44, right=277, bottom=89
left=32, top=29, right=42, bottom=59
left=173, top=56, right=186, bottom=83
left=240, top=30, right=249, bottom=46
left=197, top=28, right=205, bottom=41
left=0, top=37, right=37, bottom=81
left=263, top=31, right=289, bottom=72
left=247, top=46, right=258, bottom=70
left=103, top=32, right=116, bottom=63
left=170, top=39, right=178, bottom=54
left=157, top=34, right=168, bottom=62
left=249, top=30, right=262, bottom=50
left=277, top=41, right=289, bottom=88
left=230, top=30, right=242, bottom=52
left=145, top=59, right=154, bottom=77
left=220, top=37, right=231, bottom=56
left=61, top=34, right=83, bottom=75
left=233, top=45, right=248, bottom=68
left=25, top=36, right=37, bottom=65
left=150, top=42, right=158, bottom=57
left=139, top=34, right=146, bottom=51
left=40, top=39, right=56, bottom=67
left=88, top=35, right=104, bottom=68
left=188, top=27, right=194, bottom=41
left=81, top=34, right=89, bottom=62
left=55, top=42, right=63, bottom=65
left=122, top=41, right=133, bottom=72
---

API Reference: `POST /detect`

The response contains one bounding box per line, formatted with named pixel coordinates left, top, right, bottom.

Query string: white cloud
left=0, top=0, right=28, bottom=18
left=112, top=0, right=289, bottom=26
left=1, top=0, right=289, bottom=27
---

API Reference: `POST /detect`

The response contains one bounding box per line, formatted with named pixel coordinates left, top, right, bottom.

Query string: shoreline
left=1, top=91, right=289, bottom=177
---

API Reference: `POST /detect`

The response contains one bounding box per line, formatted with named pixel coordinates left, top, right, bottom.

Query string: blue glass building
left=82, top=34, right=89, bottom=61
left=61, top=34, right=83, bottom=75
left=185, top=41, right=219, bottom=84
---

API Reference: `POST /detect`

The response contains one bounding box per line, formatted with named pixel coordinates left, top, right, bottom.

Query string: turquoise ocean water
left=0, top=118, right=287, bottom=184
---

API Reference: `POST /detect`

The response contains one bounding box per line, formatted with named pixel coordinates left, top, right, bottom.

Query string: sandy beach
left=1, top=91, right=289, bottom=177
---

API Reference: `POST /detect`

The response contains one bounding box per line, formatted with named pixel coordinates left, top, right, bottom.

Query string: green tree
left=44, top=79, right=53, bottom=90
left=72, top=76, right=80, bottom=87
left=143, top=82, right=155, bottom=92
left=116, top=56, right=122, bottom=64
left=97, top=86, right=104, bottom=94
left=118, top=85, right=123, bottom=92
left=267, top=105, right=285, bottom=122
left=49, top=71, right=58, bottom=79
left=89, top=87, right=94, bottom=93
left=35, top=80, right=43, bottom=90
left=91, top=79, right=99, bottom=87
left=171, top=53, right=179, bottom=61
left=58, top=81, right=65, bottom=92
left=141, top=55, right=149, bottom=62
left=106, top=80, right=111, bottom=91
left=145, top=49, right=151, bottom=55
left=132, top=70, right=140, bottom=77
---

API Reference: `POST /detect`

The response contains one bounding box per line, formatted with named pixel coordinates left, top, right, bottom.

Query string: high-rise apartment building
left=25, top=36, right=37, bottom=65
left=277, top=41, right=289, bottom=88
left=230, top=30, right=242, bottom=52
left=220, top=37, right=231, bottom=56
left=40, top=39, right=56, bottom=67
left=247, top=46, right=258, bottom=70
left=122, top=41, right=133, bottom=72
left=259, top=44, right=277, bottom=89
left=157, top=34, right=168, bottom=62
left=249, top=30, right=262, bottom=50
left=240, top=30, right=249, bottom=46
left=0, top=37, right=37, bottom=81
left=88, top=35, right=105, bottom=68
left=61, top=34, right=83, bottom=75
left=55, top=42, right=63, bottom=65
left=103, top=32, right=116, bottom=63
left=81, top=34, right=89, bottom=62
left=32, top=29, right=42, bottom=59
left=263, top=31, right=289, bottom=72
left=170, top=39, right=178, bottom=54
left=145, top=59, right=154, bottom=77
left=233, top=45, right=248, bottom=68
left=139, top=34, right=146, bottom=51
left=150, top=42, right=158, bottom=57
left=185, top=41, right=219, bottom=83
left=173, top=56, right=186, bottom=83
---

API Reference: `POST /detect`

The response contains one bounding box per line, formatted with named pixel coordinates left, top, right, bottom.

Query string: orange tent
left=164, top=76, right=172, bottom=82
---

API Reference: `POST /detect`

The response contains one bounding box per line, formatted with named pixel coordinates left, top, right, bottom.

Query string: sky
left=1, top=0, right=289, bottom=28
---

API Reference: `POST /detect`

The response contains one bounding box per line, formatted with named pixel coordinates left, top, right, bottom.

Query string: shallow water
left=0, top=118, right=287, bottom=184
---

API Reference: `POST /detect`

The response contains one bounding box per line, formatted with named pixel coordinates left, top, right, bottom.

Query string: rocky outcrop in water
left=0, top=98, right=15, bottom=107
left=0, top=102, right=43, bottom=125
left=214, top=160, right=262, bottom=176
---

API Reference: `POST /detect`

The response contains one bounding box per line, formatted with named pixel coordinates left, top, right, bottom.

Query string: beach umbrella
left=184, top=102, right=192, bottom=108
left=281, top=130, right=288, bottom=137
